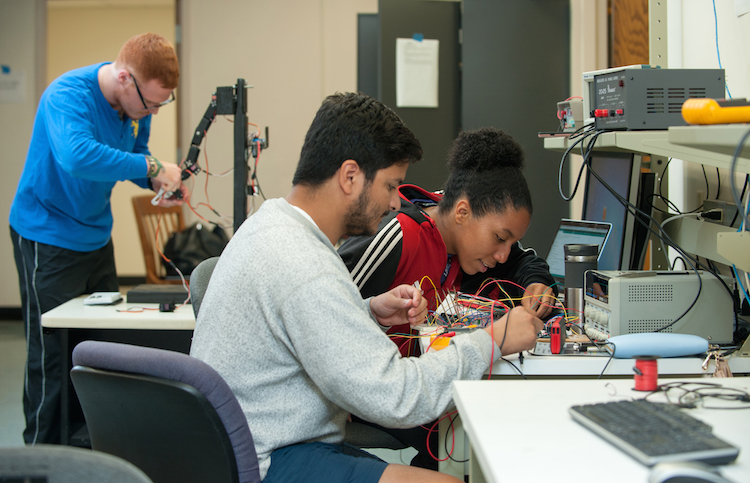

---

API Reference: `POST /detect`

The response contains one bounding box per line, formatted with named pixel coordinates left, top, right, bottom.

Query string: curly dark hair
left=438, top=127, right=532, bottom=217
left=293, top=92, right=422, bottom=187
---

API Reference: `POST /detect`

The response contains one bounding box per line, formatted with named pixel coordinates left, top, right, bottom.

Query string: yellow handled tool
left=682, top=98, right=750, bottom=125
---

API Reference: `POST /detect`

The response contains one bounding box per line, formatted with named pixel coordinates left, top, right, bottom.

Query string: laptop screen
left=545, top=219, right=612, bottom=287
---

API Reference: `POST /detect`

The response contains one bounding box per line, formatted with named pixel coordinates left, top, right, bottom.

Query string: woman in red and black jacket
left=339, top=127, right=557, bottom=358
left=338, top=127, right=557, bottom=470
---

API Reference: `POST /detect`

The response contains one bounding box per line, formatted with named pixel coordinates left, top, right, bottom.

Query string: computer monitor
left=581, top=151, right=650, bottom=271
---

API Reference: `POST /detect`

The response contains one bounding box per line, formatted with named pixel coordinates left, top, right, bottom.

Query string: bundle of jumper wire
left=429, top=277, right=565, bottom=329
left=432, top=291, right=509, bottom=330
left=410, top=278, right=565, bottom=465
left=387, top=276, right=509, bottom=353
left=388, top=276, right=573, bottom=360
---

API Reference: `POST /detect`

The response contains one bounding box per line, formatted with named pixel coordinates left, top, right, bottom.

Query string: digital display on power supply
left=585, top=271, right=609, bottom=303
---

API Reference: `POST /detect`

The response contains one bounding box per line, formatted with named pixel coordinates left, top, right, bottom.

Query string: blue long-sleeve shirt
left=10, top=62, right=152, bottom=251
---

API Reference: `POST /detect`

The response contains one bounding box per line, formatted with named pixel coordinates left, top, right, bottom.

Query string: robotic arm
left=181, top=101, right=218, bottom=180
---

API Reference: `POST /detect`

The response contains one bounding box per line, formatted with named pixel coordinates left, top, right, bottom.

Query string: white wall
left=0, top=0, right=45, bottom=307
left=178, top=0, right=377, bottom=230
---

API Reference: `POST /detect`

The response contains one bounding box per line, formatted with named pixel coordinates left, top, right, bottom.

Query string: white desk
left=41, top=295, right=195, bottom=330
left=489, top=351, right=750, bottom=377
left=424, top=325, right=750, bottom=478
left=41, top=294, right=195, bottom=445
left=417, top=325, right=750, bottom=377
left=453, top=378, right=750, bottom=483
left=435, top=352, right=750, bottom=478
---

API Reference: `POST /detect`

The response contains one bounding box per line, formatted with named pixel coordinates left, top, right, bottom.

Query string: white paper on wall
left=396, top=38, right=439, bottom=108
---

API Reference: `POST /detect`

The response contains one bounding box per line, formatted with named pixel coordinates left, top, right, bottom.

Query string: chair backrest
left=132, top=195, right=185, bottom=284
left=190, top=256, right=219, bottom=318
left=70, top=340, right=260, bottom=483
left=0, top=444, right=154, bottom=483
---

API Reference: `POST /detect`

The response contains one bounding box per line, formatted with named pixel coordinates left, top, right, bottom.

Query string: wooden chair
left=132, top=195, right=185, bottom=284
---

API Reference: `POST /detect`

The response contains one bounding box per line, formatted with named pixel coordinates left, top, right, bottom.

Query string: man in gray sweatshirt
left=190, top=92, right=543, bottom=483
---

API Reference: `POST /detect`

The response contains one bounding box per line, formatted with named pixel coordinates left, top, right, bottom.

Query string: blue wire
left=712, top=0, right=733, bottom=99
left=732, top=265, right=750, bottom=308
left=731, top=193, right=750, bottom=309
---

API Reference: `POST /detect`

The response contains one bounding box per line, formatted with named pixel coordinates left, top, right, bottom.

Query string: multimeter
left=682, top=98, right=750, bottom=125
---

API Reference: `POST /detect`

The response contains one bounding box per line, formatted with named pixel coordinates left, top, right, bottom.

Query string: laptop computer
left=545, top=219, right=612, bottom=290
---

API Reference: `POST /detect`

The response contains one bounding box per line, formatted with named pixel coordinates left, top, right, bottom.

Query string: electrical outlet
left=703, top=200, right=738, bottom=227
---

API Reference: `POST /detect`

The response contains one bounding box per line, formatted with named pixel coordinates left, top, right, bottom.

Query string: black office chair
left=189, top=256, right=219, bottom=318
left=188, top=257, right=407, bottom=452
left=70, top=340, right=261, bottom=483
left=0, top=444, right=153, bottom=483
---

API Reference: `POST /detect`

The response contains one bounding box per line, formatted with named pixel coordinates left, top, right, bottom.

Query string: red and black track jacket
left=338, top=185, right=556, bottom=356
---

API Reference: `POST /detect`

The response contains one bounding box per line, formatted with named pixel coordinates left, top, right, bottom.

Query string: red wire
left=120, top=208, right=190, bottom=314
left=488, top=304, right=495, bottom=379
left=154, top=211, right=170, bottom=263
left=476, top=278, right=557, bottom=312
left=425, top=410, right=458, bottom=462
left=398, top=336, right=413, bottom=354
left=425, top=332, right=455, bottom=352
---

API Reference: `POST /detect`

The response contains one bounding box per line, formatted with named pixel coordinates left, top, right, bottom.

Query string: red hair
left=116, top=33, right=179, bottom=89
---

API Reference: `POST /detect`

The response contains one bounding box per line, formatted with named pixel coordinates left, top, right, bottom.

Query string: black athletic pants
left=10, top=227, right=118, bottom=445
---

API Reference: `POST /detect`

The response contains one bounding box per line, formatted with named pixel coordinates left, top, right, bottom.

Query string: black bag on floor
left=163, top=222, right=229, bottom=277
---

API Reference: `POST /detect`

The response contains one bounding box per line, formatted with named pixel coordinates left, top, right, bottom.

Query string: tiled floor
left=0, top=320, right=26, bottom=447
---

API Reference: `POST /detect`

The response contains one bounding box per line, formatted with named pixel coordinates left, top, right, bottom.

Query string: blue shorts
left=263, top=442, right=388, bottom=483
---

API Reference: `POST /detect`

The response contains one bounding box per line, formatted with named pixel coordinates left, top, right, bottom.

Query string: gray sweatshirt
left=190, top=198, right=500, bottom=479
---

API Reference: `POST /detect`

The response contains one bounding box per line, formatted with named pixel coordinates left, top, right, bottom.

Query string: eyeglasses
left=130, top=73, right=175, bottom=111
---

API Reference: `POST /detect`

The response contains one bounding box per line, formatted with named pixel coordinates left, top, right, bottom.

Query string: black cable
left=443, top=412, right=469, bottom=463
left=569, top=123, right=597, bottom=139
left=557, top=130, right=596, bottom=201
left=255, top=176, right=267, bottom=200
left=578, top=130, right=736, bottom=327
left=557, top=128, right=740, bottom=331
left=670, top=256, right=688, bottom=271
left=707, top=258, right=719, bottom=274
left=499, top=356, right=526, bottom=379
left=598, top=341, right=616, bottom=379
left=658, top=157, right=671, bottom=210
left=715, top=167, right=721, bottom=200
left=583, top=152, right=706, bottom=330
left=648, top=193, right=685, bottom=215
left=655, top=158, right=704, bottom=214
left=583, top=135, right=722, bottom=284
left=495, top=308, right=511, bottom=353
left=730, top=174, right=749, bottom=228
left=645, top=381, right=750, bottom=409
left=701, top=165, right=710, bottom=199
left=557, top=131, right=711, bottom=331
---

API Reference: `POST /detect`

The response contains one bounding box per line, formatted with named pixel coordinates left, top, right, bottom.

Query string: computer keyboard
left=569, top=399, right=740, bottom=466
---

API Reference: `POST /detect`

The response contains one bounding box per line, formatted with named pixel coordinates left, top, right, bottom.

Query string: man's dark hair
left=438, top=127, right=533, bottom=217
left=293, top=92, right=422, bottom=186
